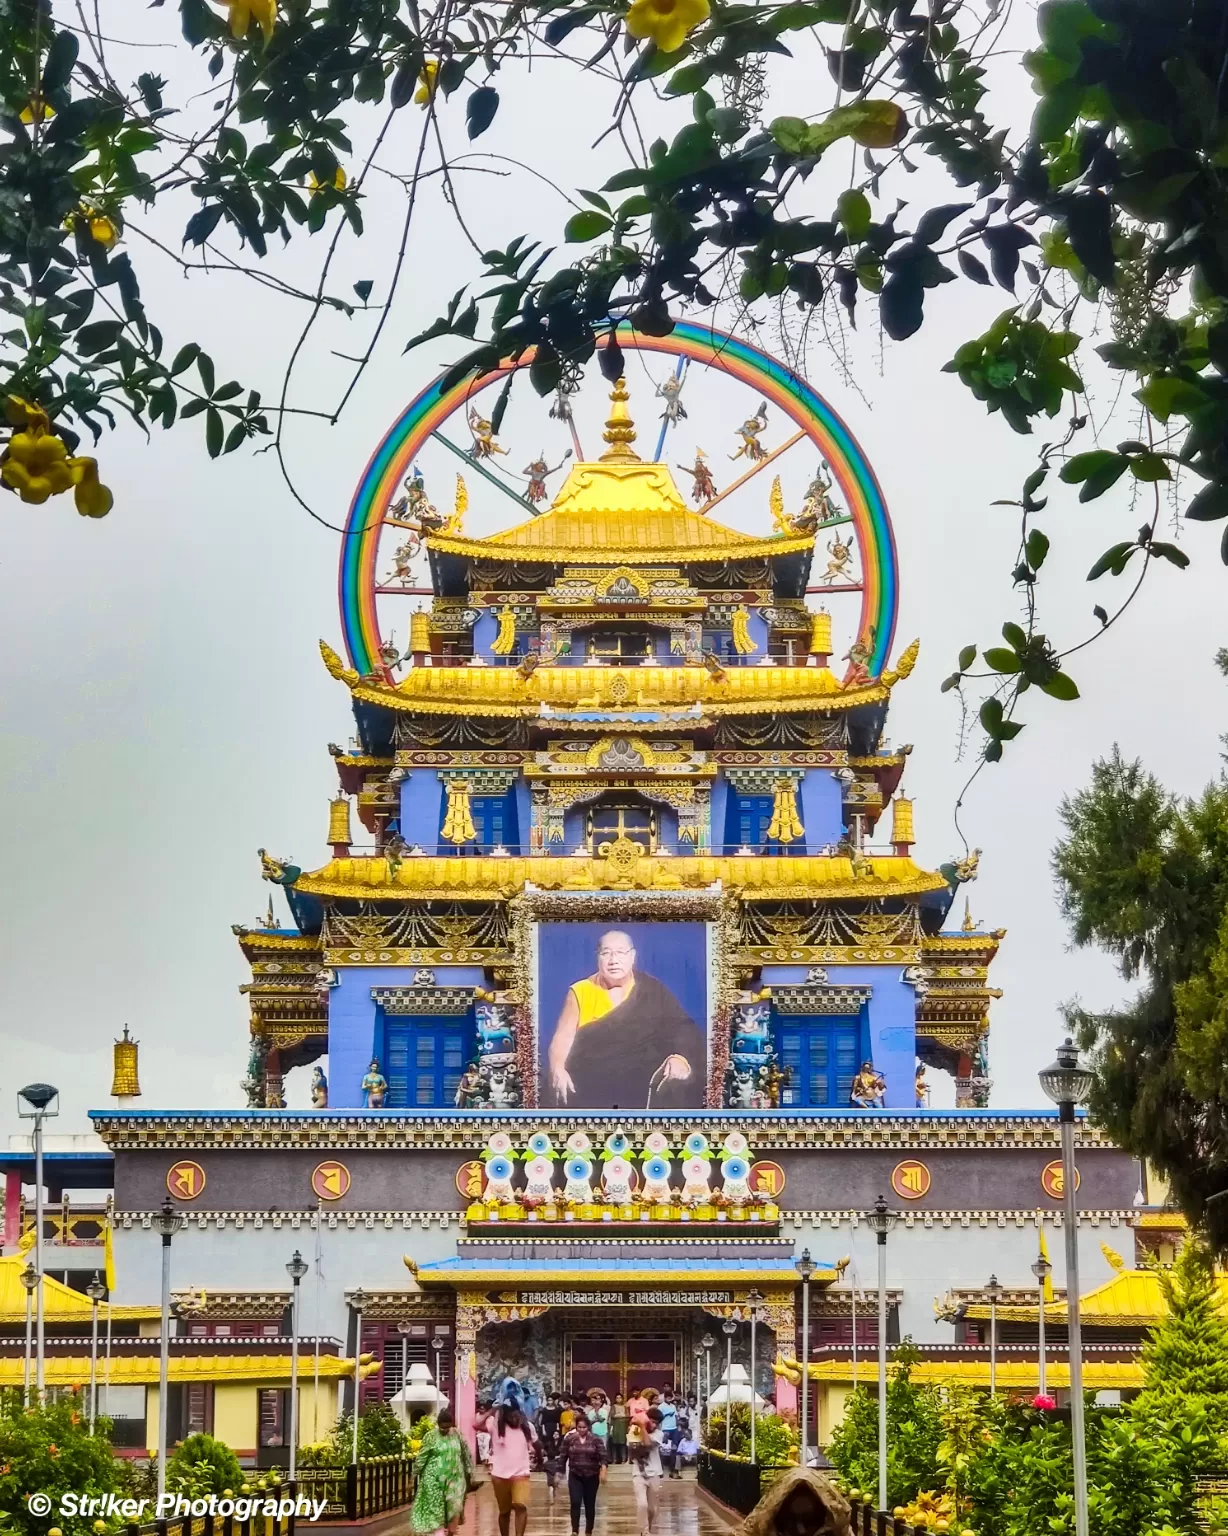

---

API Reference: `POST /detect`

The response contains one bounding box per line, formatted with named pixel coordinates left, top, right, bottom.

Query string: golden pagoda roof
left=427, top=483, right=814, bottom=565
left=0, top=1253, right=158, bottom=1324
left=427, top=379, right=813, bottom=566
left=292, top=851, right=947, bottom=902
left=320, top=640, right=919, bottom=718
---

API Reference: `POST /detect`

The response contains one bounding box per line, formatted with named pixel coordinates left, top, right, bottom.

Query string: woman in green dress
left=411, top=1409, right=473, bottom=1536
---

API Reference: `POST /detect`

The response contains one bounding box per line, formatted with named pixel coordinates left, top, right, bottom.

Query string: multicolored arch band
left=339, top=320, right=898, bottom=679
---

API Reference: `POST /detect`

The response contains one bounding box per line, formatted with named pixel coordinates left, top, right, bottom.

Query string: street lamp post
left=153, top=1199, right=185, bottom=1509
left=397, top=1321, right=412, bottom=1428
left=866, top=1196, right=898, bottom=1513
left=286, top=1250, right=309, bottom=1479
left=795, top=1249, right=816, bottom=1469
left=1032, top=1250, right=1052, bottom=1398
left=350, top=1289, right=369, bottom=1466
left=18, top=1083, right=59, bottom=1403
left=86, top=1272, right=107, bottom=1431
left=722, top=1317, right=736, bottom=1456
left=693, top=1344, right=704, bottom=1415
left=701, top=1332, right=715, bottom=1437
left=985, top=1274, right=1003, bottom=1396
left=747, top=1289, right=763, bottom=1466
left=432, top=1331, right=447, bottom=1410
left=20, top=1263, right=36, bottom=1407
left=1040, top=1038, right=1095, bottom=1536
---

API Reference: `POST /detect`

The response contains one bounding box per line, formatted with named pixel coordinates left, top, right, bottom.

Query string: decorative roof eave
left=424, top=531, right=817, bottom=566
left=921, top=931, right=1006, bottom=956
left=319, top=640, right=918, bottom=719
left=408, top=1259, right=833, bottom=1287
left=90, top=1108, right=1116, bottom=1153
left=289, top=854, right=949, bottom=903
left=232, top=928, right=320, bottom=957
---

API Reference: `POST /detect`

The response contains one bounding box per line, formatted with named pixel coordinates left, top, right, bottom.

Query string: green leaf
left=828, top=99, right=909, bottom=149
left=1001, top=621, right=1027, bottom=651
left=465, top=86, right=500, bottom=140
left=1148, top=541, right=1190, bottom=569
left=1087, top=542, right=1137, bottom=580
left=837, top=189, right=872, bottom=242
left=979, top=697, right=1004, bottom=733
left=353, top=280, right=374, bottom=303
left=564, top=210, right=613, bottom=242
left=170, top=342, right=199, bottom=377
left=1025, top=529, right=1050, bottom=569
left=984, top=647, right=1021, bottom=673
left=1128, top=453, right=1170, bottom=482
left=1185, top=482, right=1228, bottom=521
left=1040, top=671, right=1079, bottom=700
left=1136, top=375, right=1208, bottom=423
left=770, top=116, right=812, bottom=155
left=1060, top=449, right=1120, bottom=483
left=957, top=644, right=977, bottom=670
left=205, top=406, right=224, bottom=458
left=197, top=353, right=215, bottom=397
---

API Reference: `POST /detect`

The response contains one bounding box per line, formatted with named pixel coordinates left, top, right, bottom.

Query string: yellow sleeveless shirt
left=569, top=975, right=635, bottom=1028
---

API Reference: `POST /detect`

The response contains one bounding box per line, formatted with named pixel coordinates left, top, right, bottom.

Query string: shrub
left=828, top=1344, right=943, bottom=1508
left=0, top=1393, right=124, bottom=1536
left=704, top=1403, right=797, bottom=1465
left=329, top=1400, right=407, bottom=1460
left=166, top=1433, right=243, bottom=1496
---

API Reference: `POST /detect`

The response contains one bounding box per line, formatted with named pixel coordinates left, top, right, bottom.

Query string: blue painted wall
left=400, top=770, right=443, bottom=849
left=329, top=965, right=486, bottom=1107
left=799, top=769, right=845, bottom=850
left=473, top=610, right=500, bottom=659
left=760, top=962, right=917, bottom=1109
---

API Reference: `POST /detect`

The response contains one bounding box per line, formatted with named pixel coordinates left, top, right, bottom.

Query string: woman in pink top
left=474, top=1402, right=537, bottom=1536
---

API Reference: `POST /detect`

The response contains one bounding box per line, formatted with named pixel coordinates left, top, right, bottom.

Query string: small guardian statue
left=362, top=1058, right=388, bottom=1109
left=310, top=1065, right=328, bottom=1108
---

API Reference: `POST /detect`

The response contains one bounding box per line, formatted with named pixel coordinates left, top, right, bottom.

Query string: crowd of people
left=421, top=1384, right=700, bottom=1536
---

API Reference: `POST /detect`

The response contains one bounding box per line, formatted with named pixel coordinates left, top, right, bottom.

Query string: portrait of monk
left=544, top=929, right=705, bottom=1109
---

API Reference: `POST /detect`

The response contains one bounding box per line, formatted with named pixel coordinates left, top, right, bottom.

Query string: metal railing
left=698, top=1449, right=790, bottom=1515
left=847, top=1497, right=949, bottom=1536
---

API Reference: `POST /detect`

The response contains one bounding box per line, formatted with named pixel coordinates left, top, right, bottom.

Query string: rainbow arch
left=339, top=320, right=898, bottom=679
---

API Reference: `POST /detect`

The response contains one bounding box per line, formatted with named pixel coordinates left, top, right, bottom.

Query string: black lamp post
left=286, top=1250, right=309, bottom=1478
left=153, top=1198, right=185, bottom=1507
left=865, top=1195, right=898, bottom=1511
left=795, top=1248, right=816, bottom=1466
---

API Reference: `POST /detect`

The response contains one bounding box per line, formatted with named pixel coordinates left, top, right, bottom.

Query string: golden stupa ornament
left=111, top=1024, right=141, bottom=1100
left=599, top=379, right=640, bottom=463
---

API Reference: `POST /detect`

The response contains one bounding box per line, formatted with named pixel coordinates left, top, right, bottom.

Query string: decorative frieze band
left=371, top=986, right=474, bottom=1016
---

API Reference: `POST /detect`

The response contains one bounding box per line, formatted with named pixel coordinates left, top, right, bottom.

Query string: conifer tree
left=1135, top=1239, right=1228, bottom=1428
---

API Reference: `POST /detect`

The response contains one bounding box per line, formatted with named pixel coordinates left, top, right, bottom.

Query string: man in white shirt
left=630, top=1406, right=666, bottom=1535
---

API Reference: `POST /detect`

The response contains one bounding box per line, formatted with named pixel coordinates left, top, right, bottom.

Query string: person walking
left=560, top=1411, right=608, bottom=1536
left=658, top=1388, right=681, bottom=1479
left=475, top=1400, right=536, bottom=1536
left=630, top=1406, right=666, bottom=1536
left=609, top=1393, right=629, bottom=1464
left=588, top=1390, right=609, bottom=1450
left=410, top=1408, right=472, bottom=1536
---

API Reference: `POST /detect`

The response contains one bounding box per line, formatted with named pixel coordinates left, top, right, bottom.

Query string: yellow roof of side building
left=963, top=1267, right=1221, bottom=1328
left=790, top=1357, right=1144, bottom=1391
left=0, top=1254, right=159, bottom=1324
left=0, top=1355, right=364, bottom=1387
left=293, top=853, right=948, bottom=902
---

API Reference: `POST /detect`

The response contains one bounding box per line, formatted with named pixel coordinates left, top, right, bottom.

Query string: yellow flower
left=624, top=0, right=708, bottom=53
left=308, top=166, right=347, bottom=193
left=19, top=98, right=54, bottom=124
left=215, top=0, right=276, bottom=40
left=88, top=214, right=118, bottom=249
left=2, top=424, right=74, bottom=503
left=415, top=60, right=439, bottom=105
left=69, top=457, right=113, bottom=518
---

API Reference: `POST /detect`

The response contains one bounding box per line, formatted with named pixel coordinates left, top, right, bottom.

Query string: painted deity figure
left=819, top=532, right=856, bottom=585
left=386, top=534, right=420, bottom=583
left=843, top=627, right=875, bottom=686
left=915, top=1064, right=930, bottom=1108
left=849, top=1061, right=887, bottom=1109
left=362, top=1059, right=388, bottom=1108
left=657, top=372, right=688, bottom=424
left=455, top=1062, right=484, bottom=1108
left=677, top=450, right=716, bottom=506
left=310, top=1066, right=328, bottom=1108
left=487, top=1064, right=522, bottom=1108
left=391, top=466, right=442, bottom=529
left=762, top=1061, right=789, bottom=1108
left=800, top=464, right=839, bottom=527
left=523, top=449, right=571, bottom=505
left=730, top=401, right=769, bottom=462
left=468, top=408, right=508, bottom=460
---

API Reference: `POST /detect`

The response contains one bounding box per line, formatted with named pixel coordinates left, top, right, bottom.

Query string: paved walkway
left=465, top=1467, right=732, bottom=1536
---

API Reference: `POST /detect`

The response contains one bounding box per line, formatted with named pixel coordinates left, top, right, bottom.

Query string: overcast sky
left=0, top=3, right=1221, bottom=1136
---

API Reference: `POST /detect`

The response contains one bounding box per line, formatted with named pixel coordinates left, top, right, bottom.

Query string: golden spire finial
left=599, top=378, right=640, bottom=463
left=962, top=897, right=976, bottom=932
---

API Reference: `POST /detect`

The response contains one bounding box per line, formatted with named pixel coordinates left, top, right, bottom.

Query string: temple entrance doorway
left=566, top=1332, right=681, bottom=1398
